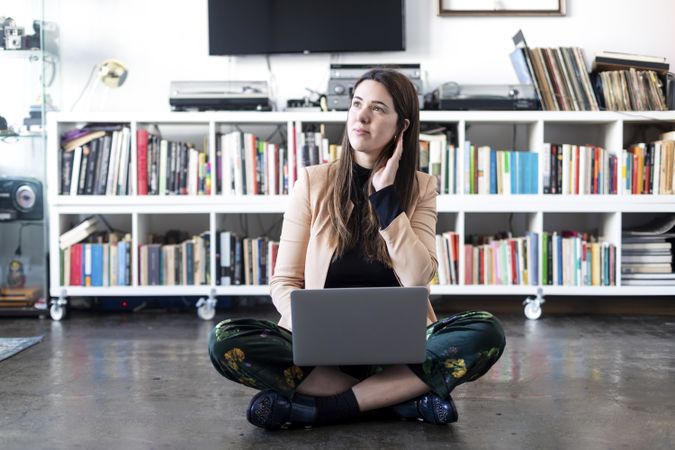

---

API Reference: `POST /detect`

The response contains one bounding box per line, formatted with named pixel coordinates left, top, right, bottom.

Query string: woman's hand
left=372, top=134, right=403, bottom=192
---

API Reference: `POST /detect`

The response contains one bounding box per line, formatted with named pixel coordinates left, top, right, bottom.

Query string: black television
left=208, top=0, right=405, bottom=55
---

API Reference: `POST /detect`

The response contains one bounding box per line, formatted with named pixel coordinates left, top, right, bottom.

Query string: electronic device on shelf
left=430, top=82, right=541, bottom=110
left=0, top=177, right=43, bottom=222
left=169, top=81, right=272, bottom=111
left=285, top=98, right=323, bottom=112
left=327, top=63, right=424, bottom=111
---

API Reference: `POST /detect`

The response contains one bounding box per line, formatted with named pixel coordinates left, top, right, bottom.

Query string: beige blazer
left=270, top=163, right=439, bottom=331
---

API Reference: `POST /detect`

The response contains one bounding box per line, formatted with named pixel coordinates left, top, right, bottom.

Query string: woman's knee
left=430, top=311, right=506, bottom=358
left=208, top=317, right=274, bottom=359
left=480, top=313, right=506, bottom=353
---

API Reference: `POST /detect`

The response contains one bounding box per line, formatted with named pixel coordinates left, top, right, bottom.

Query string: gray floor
left=1, top=307, right=675, bottom=450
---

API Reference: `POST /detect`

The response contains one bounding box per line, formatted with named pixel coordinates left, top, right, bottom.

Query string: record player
left=169, top=81, right=272, bottom=111
left=431, top=82, right=541, bottom=110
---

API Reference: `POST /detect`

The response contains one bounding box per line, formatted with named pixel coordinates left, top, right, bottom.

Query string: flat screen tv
left=208, top=0, right=405, bottom=55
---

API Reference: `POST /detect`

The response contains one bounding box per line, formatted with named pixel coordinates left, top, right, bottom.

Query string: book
left=622, top=255, right=671, bottom=263
left=622, top=279, right=675, bottom=286
left=622, top=242, right=672, bottom=251
left=621, top=263, right=672, bottom=273
left=59, top=217, right=99, bottom=249
left=61, top=130, right=106, bottom=153
left=137, top=129, right=149, bottom=195
left=622, top=273, right=675, bottom=279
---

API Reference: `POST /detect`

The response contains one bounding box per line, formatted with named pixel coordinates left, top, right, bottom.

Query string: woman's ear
left=401, top=118, right=410, bottom=134
left=393, top=119, right=411, bottom=142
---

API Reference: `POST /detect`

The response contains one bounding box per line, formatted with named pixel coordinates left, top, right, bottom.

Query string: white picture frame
left=438, top=0, right=566, bottom=16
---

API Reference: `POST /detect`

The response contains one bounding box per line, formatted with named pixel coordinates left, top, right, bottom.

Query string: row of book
left=433, top=232, right=460, bottom=285
left=59, top=235, right=133, bottom=287
left=512, top=45, right=599, bottom=111
left=216, top=231, right=279, bottom=286
left=463, top=232, right=539, bottom=286
left=598, top=69, right=668, bottom=112
left=58, top=220, right=673, bottom=287
left=59, top=125, right=675, bottom=198
left=543, top=143, right=618, bottom=195
left=542, top=232, right=616, bottom=286
left=623, top=140, right=675, bottom=195
left=138, top=233, right=211, bottom=286
left=136, top=129, right=211, bottom=196
left=215, top=126, right=343, bottom=196
left=60, top=127, right=132, bottom=195
left=214, top=127, right=462, bottom=196
left=463, top=144, right=538, bottom=194
left=419, top=133, right=458, bottom=195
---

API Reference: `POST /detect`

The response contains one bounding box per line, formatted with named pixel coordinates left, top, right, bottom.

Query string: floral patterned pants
left=208, top=310, right=506, bottom=400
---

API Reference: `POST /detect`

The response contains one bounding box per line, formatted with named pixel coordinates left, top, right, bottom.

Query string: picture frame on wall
left=438, top=0, right=566, bottom=16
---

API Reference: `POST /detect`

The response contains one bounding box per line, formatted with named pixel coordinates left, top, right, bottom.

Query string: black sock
left=313, top=389, right=361, bottom=425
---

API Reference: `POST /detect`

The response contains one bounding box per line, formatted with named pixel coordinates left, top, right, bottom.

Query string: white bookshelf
left=47, top=111, right=675, bottom=320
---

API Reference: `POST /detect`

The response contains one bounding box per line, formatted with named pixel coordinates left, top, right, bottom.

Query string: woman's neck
left=352, top=151, right=377, bottom=169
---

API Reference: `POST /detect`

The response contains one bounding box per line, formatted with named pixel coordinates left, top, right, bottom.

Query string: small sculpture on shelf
left=6, top=259, right=26, bottom=289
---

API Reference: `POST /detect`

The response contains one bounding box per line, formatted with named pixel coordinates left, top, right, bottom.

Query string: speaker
left=0, top=177, right=43, bottom=221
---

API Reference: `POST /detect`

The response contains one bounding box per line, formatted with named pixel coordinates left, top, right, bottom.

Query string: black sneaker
left=246, top=390, right=318, bottom=430
left=390, top=393, right=458, bottom=425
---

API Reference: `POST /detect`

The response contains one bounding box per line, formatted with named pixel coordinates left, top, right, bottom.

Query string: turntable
left=431, top=82, right=541, bottom=110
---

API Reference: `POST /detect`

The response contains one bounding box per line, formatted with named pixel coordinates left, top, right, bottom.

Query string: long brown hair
left=327, top=68, right=420, bottom=265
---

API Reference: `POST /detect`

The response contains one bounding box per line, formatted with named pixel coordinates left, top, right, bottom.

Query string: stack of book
left=542, top=231, right=615, bottom=286
left=419, top=133, right=457, bottom=194
left=216, top=231, right=279, bottom=286
left=622, top=215, right=675, bottom=286
left=511, top=44, right=599, bottom=111
left=464, top=231, right=539, bottom=285
left=543, top=143, right=617, bottom=195
left=463, top=143, right=538, bottom=194
left=433, top=231, right=460, bottom=285
left=622, top=136, right=675, bottom=195
left=60, top=126, right=132, bottom=196
left=136, top=129, right=211, bottom=196
left=592, top=51, right=669, bottom=111
left=138, top=231, right=210, bottom=286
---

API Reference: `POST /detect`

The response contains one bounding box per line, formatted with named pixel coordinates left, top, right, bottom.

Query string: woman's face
left=347, top=80, right=399, bottom=162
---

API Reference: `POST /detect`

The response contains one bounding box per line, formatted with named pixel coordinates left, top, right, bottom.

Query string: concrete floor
left=1, top=307, right=675, bottom=450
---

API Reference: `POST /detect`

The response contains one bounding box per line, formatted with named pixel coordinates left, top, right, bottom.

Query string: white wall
left=55, top=0, right=675, bottom=112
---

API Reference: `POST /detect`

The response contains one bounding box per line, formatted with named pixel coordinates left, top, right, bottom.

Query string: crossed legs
left=296, top=365, right=430, bottom=412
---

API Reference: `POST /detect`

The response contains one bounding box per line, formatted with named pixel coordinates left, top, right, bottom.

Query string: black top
left=324, top=163, right=404, bottom=288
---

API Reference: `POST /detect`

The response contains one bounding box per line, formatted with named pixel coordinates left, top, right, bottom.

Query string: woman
left=208, top=69, right=506, bottom=430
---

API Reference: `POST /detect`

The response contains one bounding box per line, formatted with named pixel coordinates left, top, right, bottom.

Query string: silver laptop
left=291, top=286, right=428, bottom=366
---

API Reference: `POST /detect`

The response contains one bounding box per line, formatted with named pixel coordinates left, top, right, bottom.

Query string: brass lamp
left=98, top=59, right=128, bottom=88
left=70, top=58, right=128, bottom=110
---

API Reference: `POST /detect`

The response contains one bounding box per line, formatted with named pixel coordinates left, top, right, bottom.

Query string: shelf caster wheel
left=50, top=298, right=68, bottom=321
left=523, top=288, right=545, bottom=320
left=50, top=292, right=68, bottom=321
left=196, top=293, right=217, bottom=321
